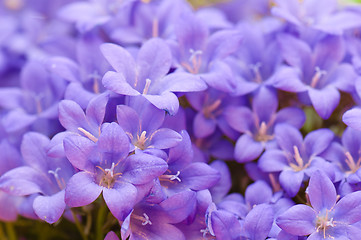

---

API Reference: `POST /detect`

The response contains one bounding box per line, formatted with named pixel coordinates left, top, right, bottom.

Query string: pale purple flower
left=277, top=170, right=361, bottom=239
left=64, top=122, right=168, bottom=220
left=258, top=124, right=335, bottom=197
left=101, top=37, right=207, bottom=115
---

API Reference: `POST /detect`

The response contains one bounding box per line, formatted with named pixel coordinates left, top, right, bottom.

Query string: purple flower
left=64, top=122, right=168, bottom=220
left=258, top=124, right=335, bottom=197
left=121, top=193, right=196, bottom=240
left=277, top=170, right=361, bottom=239
left=321, top=127, right=361, bottom=196
left=116, top=96, right=182, bottom=152
left=148, top=130, right=220, bottom=202
left=0, top=132, right=75, bottom=223
left=225, top=86, right=305, bottom=162
left=48, top=35, right=110, bottom=108
left=170, top=10, right=242, bottom=93
left=101, top=37, right=207, bottom=115
left=273, top=34, right=356, bottom=119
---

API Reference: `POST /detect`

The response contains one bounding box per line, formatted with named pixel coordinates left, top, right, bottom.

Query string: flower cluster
left=2, top=0, right=361, bottom=239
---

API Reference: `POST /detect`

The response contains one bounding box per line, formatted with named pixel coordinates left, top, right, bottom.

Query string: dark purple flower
left=101, top=37, right=207, bottom=115
left=277, top=170, right=361, bottom=239
left=64, top=122, right=168, bottom=220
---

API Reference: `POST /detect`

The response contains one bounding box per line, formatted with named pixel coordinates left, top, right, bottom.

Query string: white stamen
left=48, top=167, right=61, bottom=178
left=200, top=228, right=209, bottom=237
left=142, top=79, right=152, bottom=95
left=189, top=49, right=203, bottom=62
left=141, top=213, right=152, bottom=226
left=104, top=162, right=116, bottom=178
left=170, top=171, right=181, bottom=182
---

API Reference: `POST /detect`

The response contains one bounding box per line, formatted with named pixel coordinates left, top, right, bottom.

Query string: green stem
left=96, top=203, right=107, bottom=240
left=71, top=209, right=88, bottom=240
left=0, top=223, right=6, bottom=240
left=5, top=222, right=16, bottom=240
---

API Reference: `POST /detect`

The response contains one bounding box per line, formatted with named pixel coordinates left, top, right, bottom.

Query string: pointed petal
left=157, top=72, right=207, bottom=93
left=104, top=231, right=120, bottom=240
left=47, top=57, right=80, bottom=82
left=100, top=43, right=136, bottom=82
left=137, top=38, right=172, bottom=82
left=308, top=86, right=340, bottom=120
left=116, top=105, right=140, bottom=136
left=276, top=204, right=316, bottom=236
left=63, top=134, right=96, bottom=171
left=272, top=66, right=307, bottom=92
left=103, top=182, right=137, bottom=221
left=258, top=150, right=289, bottom=172
left=143, top=92, right=179, bottom=116
left=149, top=128, right=182, bottom=149
left=333, top=191, right=361, bottom=224
left=58, top=100, right=88, bottom=132
left=252, top=86, right=278, bottom=123
left=245, top=181, right=273, bottom=206
left=234, top=134, right=264, bottom=163
left=85, top=92, right=109, bottom=129
left=122, top=153, right=167, bottom=185
left=64, top=172, right=102, bottom=207
left=181, top=162, right=220, bottom=191
left=33, top=190, right=66, bottom=224
left=308, top=170, right=336, bottom=212
left=343, top=108, right=361, bottom=131
left=274, top=124, right=303, bottom=153
left=21, top=132, right=49, bottom=173
left=304, top=128, right=334, bottom=157
left=97, top=122, right=130, bottom=162
left=102, top=71, right=140, bottom=96
left=193, top=112, right=216, bottom=138
left=275, top=107, right=305, bottom=129
left=224, top=106, right=254, bottom=133
left=279, top=170, right=304, bottom=197
left=244, top=204, right=274, bottom=240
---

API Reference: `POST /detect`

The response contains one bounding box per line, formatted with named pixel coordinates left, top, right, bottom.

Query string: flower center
left=48, top=167, right=65, bottom=189
left=289, top=146, right=311, bottom=172
left=203, top=99, right=222, bottom=119
left=181, top=49, right=203, bottom=74
left=345, top=152, right=361, bottom=174
left=310, top=66, right=327, bottom=88
left=254, top=122, right=274, bottom=142
left=316, top=210, right=335, bottom=239
left=96, top=162, right=122, bottom=188
left=134, top=131, right=149, bottom=150
left=159, top=170, right=182, bottom=183
left=133, top=213, right=152, bottom=226
left=249, top=62, right=262, bottom=83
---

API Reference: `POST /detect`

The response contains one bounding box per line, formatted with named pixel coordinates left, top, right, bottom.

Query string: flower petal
left=308, top=170, right=336, bottom=212
left=308, top=86, right=340, bottom=120
left=65, top=172, right=102, bottom=207
left=33, top=190, right=66, bottom=224
left=234, top=134, right=264, bottom=163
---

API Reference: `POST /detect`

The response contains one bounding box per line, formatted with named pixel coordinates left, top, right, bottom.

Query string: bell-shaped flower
left=148, top=131, right=220, bottom=202
left=225, top=86, right=305, bottom=163
left=101, top=37, right=207, bottom=115
left=186, top=88, right=245, bottom=139
left=277, top=170, right=361, bottom=239
left=0, top=60, right=67, bottom=135
left=273, top=34, right=357, bottom=119
left=58, top=92, right=109, bottom=142
left=116, top=96, right=182, bottom=152
left=320, top=127, right=361, bottom=196
left=258, top=124, right=336, bottom=197
left=170, top=10, right=242, bottom=93
left=48, top=35, right=110, bottom=108
left=64, top=122, right=168, bottom=220
left=0, top=132, right=75, bottom=223
left=121, top=192, right=197, bottom=240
